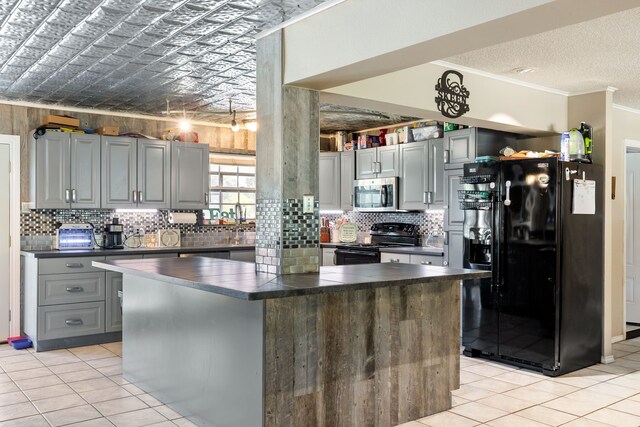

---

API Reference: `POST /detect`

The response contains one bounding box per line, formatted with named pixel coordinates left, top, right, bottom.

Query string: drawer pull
left=65, top=319, right=83, bottom=326
left=390, top=258, right=400, bottom=263
left=65, top=263, right=84, bottom=269
left=421, top=261, right=433, bottom=265
left=65, top=286, right=84, bottom=293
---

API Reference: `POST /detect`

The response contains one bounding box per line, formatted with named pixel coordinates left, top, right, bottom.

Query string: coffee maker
left=104, top=218, right=124, bottom=249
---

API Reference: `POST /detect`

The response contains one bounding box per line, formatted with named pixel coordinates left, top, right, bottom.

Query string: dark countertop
left=379, top=246, right=444, bottom=256
left=21, top=245, right=255, bottom=259
left=93, top=257, right=490, bottom=301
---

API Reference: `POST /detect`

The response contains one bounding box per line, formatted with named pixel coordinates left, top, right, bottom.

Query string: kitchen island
left=94, top=257, right=489, bottom=427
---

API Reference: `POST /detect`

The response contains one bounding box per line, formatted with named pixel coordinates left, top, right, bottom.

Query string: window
left=208, top=153, right=256, bottom=220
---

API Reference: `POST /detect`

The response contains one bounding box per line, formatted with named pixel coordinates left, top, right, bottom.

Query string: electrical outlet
left=303, top=194, right=314, bottom=214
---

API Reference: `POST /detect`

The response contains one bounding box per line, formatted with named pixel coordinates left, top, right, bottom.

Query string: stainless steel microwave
left=353, top=177, right=398, bottom=212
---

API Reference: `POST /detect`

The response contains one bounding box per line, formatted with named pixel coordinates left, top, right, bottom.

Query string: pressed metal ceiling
left=0, top=0, right=329, bottom=121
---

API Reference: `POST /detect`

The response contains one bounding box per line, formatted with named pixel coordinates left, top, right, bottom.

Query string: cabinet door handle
left=421, top=261, right=433, bottom=265
left=205, top=192, right=209, bottom=205
left=138, top=191, right=143, bottom=203
left=350, top=194, right=353, bottom=207
left=65, top=189, right=70, bottom=203
left=427, top=191, right=433, bottom=204
left=65, top=286, right=84, bottom=293
left=132, top=190, right=138, bottom=203
left=71, top=189, right=77, bottom=203
left=444, top=149, right=450, bottom=164
left=444, top=231, right=449, bottom=245
left=65, top=263, right=84, bottom=268
left=423, top=191, right=428, bottom=204
left=333, top=252, right=337, bottom=265
left=65, top=319, right=83, bottom=326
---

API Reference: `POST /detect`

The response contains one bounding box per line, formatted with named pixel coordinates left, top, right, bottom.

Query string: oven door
left=335, top=248, right=380, bottom=265
left=354, top=177, right=398, bottom=212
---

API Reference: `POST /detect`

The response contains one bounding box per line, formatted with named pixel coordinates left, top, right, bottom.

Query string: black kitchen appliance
left=334, top=222, right=419, bottom=265
left=104, top=218, right=124, bottom=249
left=461, top=157, right=603, bottom=376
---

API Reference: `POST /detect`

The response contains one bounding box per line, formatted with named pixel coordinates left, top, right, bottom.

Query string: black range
left=334, top=223, right=420, bottom=265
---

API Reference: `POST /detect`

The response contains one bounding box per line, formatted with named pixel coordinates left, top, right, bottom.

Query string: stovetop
left=335, top=222, right=420, bottom=252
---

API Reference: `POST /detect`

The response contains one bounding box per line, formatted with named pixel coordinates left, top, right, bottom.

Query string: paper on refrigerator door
left=572, top=179, right=596, bottom=215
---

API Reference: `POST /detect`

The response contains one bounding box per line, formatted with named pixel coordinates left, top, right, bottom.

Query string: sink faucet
left=234, top=202, right=243, bottom=245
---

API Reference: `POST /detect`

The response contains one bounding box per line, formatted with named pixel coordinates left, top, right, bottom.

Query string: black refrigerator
left=461, top=158, right=603, bottom=376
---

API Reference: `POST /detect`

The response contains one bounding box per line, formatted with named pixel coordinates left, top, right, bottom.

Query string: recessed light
left=512, top=67, right=536, bottom=74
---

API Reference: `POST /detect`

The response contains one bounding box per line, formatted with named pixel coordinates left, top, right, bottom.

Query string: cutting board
left=338, top=223, right=358, bottom=243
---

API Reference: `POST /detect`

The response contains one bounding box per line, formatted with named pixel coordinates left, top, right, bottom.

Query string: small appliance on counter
left=104, top=218, right=124, bottom=249
left=157, top=229, right=180, bottom=247
left=334, top=222, right=419, bottom=265
left=54, top=224, right=94, bottom=250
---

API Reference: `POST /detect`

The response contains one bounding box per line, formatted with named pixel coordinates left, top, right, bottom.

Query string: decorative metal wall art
left=435, top=70, right=470, bottom=119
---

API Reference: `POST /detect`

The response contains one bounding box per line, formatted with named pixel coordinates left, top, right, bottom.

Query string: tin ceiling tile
left=205, top=5, right=247, bottom=23
left=110, top=21, right=143, bottom=38
left=112, top=43, right=147, bottom=58
left=177, top=43, right=211, bottom=56
left=0, top=0, right=331, bottom=119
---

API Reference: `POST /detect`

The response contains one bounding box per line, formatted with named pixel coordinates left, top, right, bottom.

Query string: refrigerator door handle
left=504, top=180, right=512, bottom=206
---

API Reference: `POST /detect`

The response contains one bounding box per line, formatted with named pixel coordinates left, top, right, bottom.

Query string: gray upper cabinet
left=70, top=134, right=101, bottom=209
left=138, top=140, right=170, bottom=209
left=399, top=141, right=428, bottom=210
left=101, top=136, right=137, bottom=209
left=399, top=139, right=444, bottom=210
left=377, top=145, right=399, bottom=177
left=171, top=142, right=209, bottom=209
left=319, top=152, right=341, bottom=210
left=444, top=128, right=476, bottom=169
left=102, top=137, right=170, bottom=209
left=355, top=148, right=377, bottom=179
left=33, top=131, right=100, bottom=209
left=355, top=146, right=399, bottom=179
left=428, top=138, right=444, bottom=207
left=340, top=150, right=355, bottom=211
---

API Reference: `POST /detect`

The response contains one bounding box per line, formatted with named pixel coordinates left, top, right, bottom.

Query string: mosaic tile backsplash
left=321, top=210, right=445, bottom=243
left=20, top=209, right=256, bottom=251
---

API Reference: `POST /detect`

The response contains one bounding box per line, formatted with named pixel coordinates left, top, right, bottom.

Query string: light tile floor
left=3, top=339, right=640, bottom=426
left=402, top=336, right=640, bottom=427
left=0, top=342, right=194, bottom=427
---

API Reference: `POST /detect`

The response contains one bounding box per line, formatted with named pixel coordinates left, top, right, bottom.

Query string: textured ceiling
left=444, top=7, right=640, bottom=110
left=0, top=0, right=330, bottom=122
left=319, top=104, right=418, bottom=133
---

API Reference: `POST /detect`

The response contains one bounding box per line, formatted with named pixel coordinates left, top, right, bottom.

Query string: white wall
left=323, top=62, right=568, bottom=135
left=612, top=106, right=640, bottom=340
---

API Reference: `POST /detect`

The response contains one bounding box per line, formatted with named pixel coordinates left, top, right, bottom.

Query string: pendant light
left=243, top=119, right=257, bottom=132
left=231, top=110, right=240, bottom=132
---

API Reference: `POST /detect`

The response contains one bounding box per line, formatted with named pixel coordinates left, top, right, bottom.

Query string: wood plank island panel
left=264, top=280, right=460, bottom=427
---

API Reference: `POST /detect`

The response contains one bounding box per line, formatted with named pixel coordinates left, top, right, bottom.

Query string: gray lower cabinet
left=102, top=137, right=170, bottom=209
left=31, top=131, right=101, bottom=209
left=106, top=272, right=123, bottom=333
left=319, top=152, right=341, bottom=210
left=38, top=302, right=105, bottom=340
left=444, top=229, right=464, bottom=268
left=171, top=142, right=209, bottom=209
left=23, top=256, right=119, bottom=351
